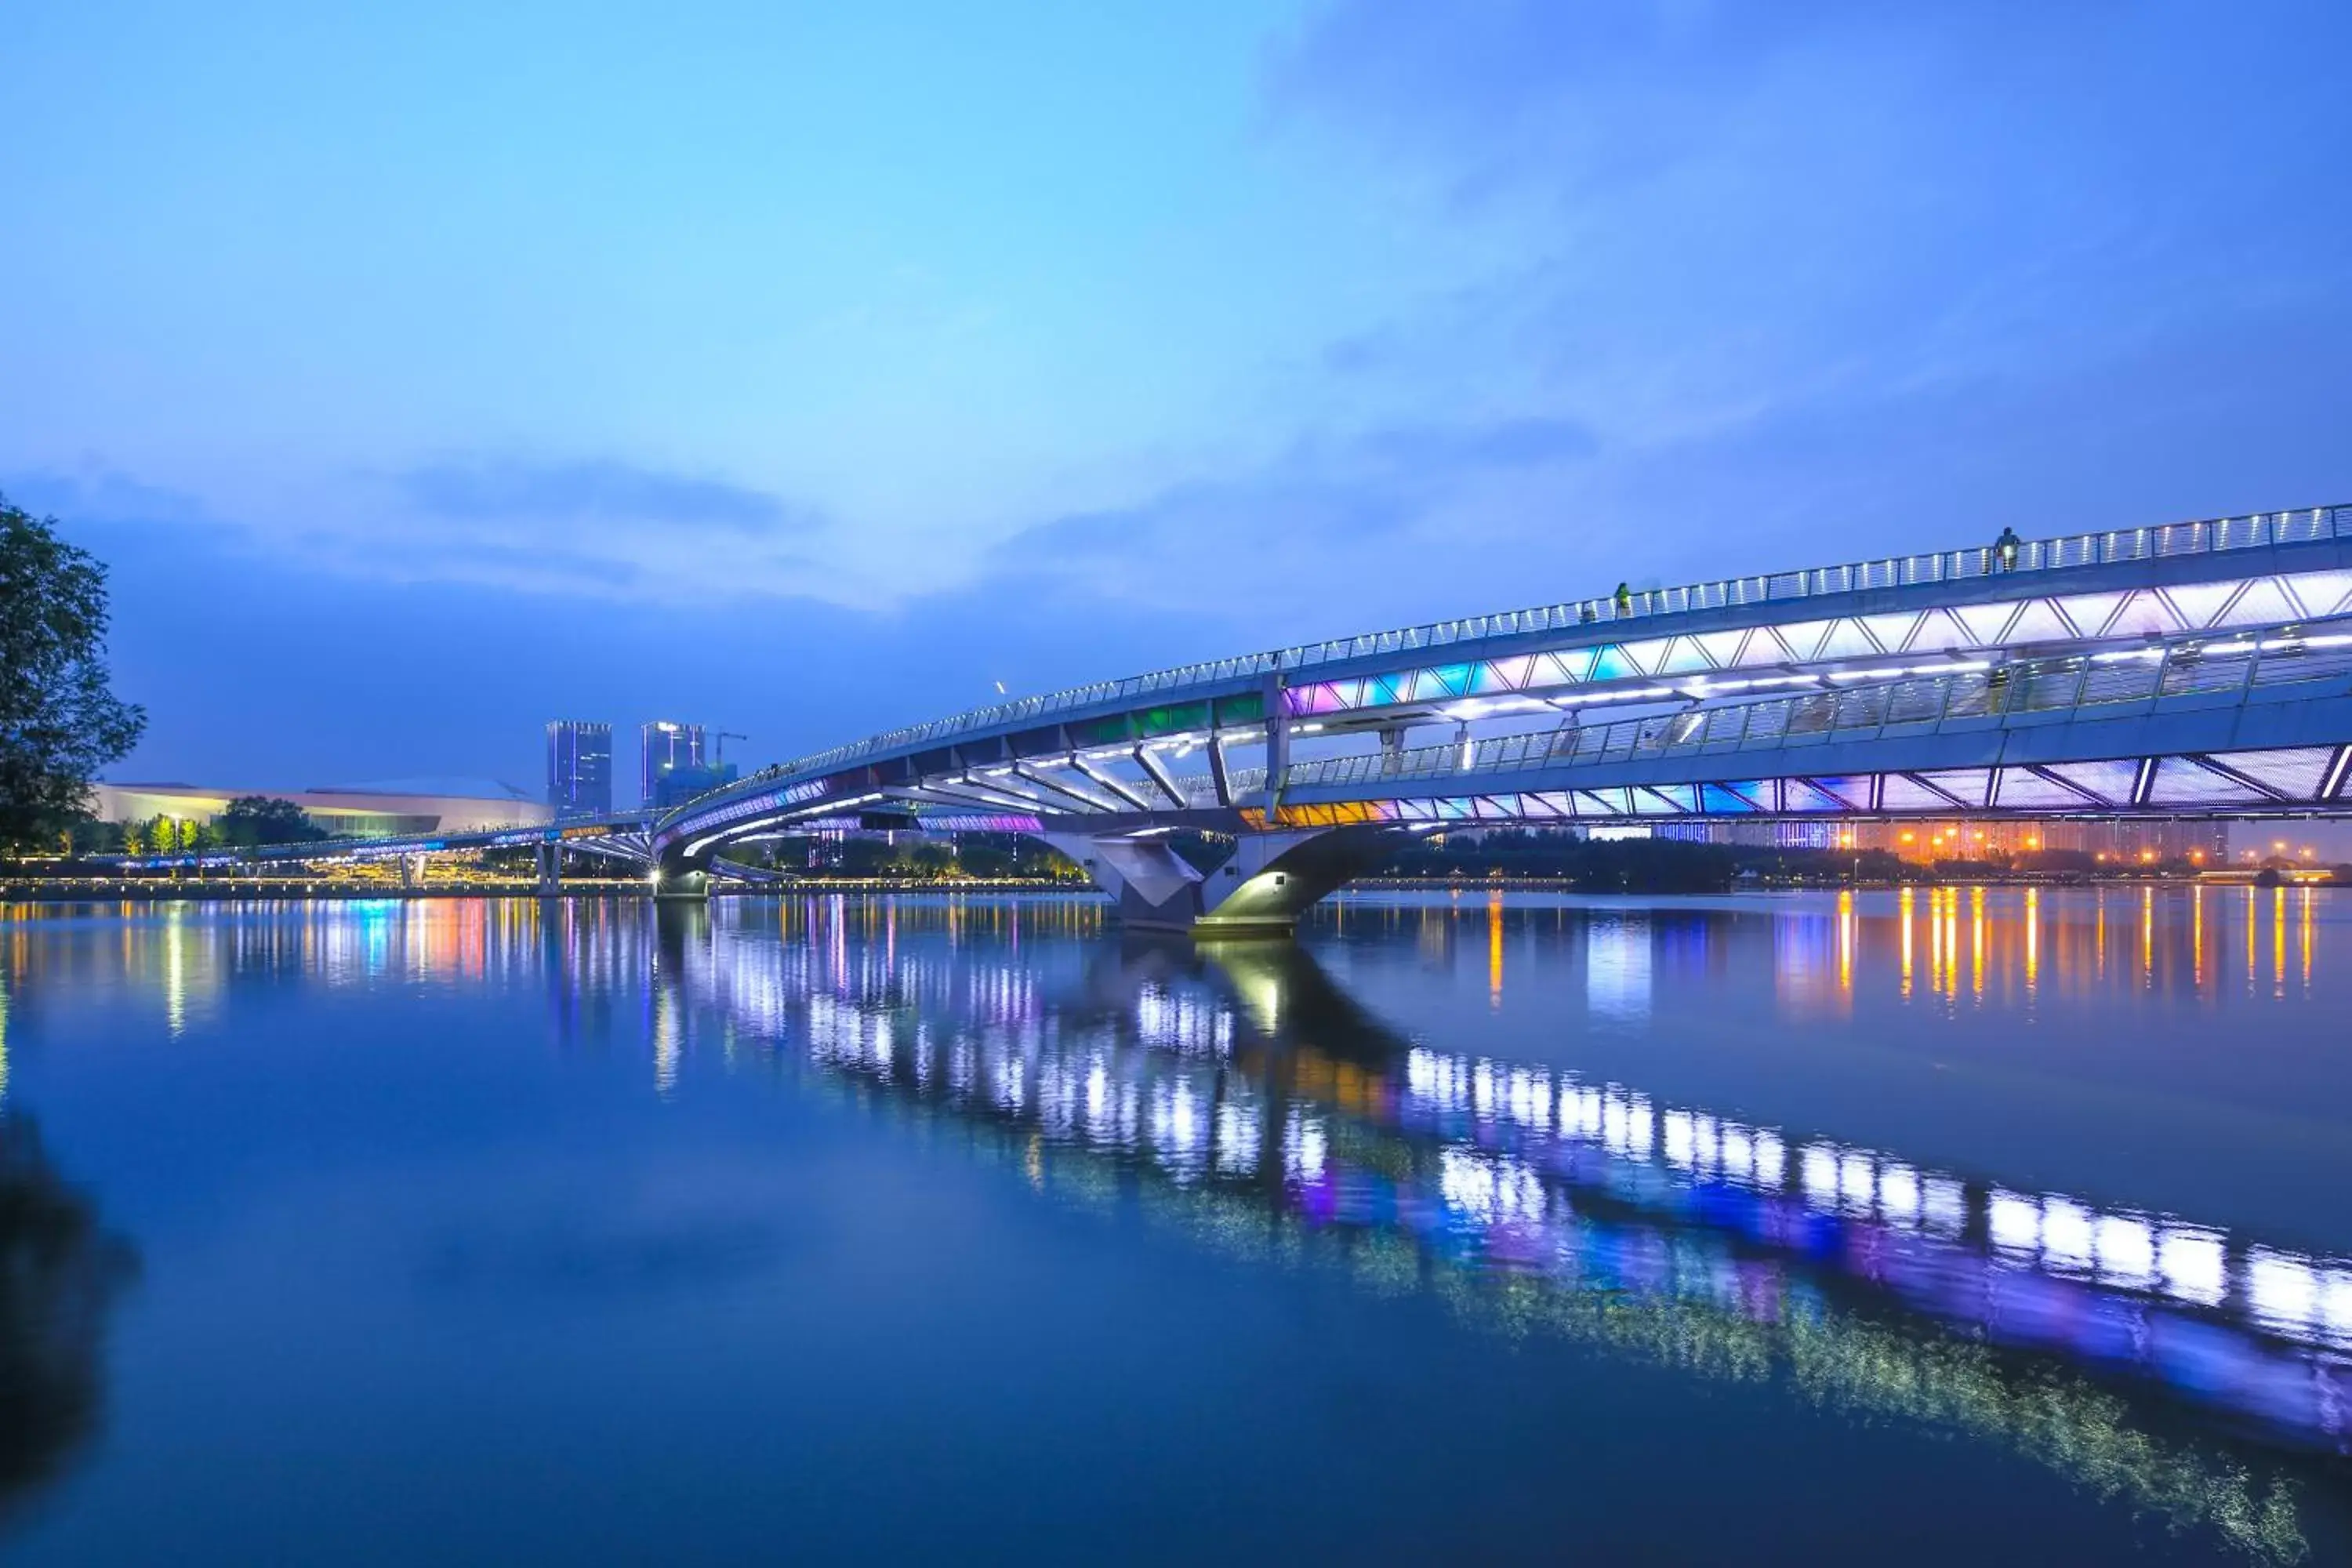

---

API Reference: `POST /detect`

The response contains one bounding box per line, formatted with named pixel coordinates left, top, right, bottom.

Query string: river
left=0, top=887, right=2346, bottom=1563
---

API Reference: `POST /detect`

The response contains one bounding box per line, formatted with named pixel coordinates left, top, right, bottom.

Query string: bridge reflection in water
left=11, top=891, right=2345, bottom=1555
left=619, top=892, right=2343, bottom=1563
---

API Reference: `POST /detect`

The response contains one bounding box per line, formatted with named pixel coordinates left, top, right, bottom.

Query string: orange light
left=1899, top=831, right=1915, bottom=842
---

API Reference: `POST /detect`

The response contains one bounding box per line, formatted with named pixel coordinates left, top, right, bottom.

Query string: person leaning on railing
left=1993, top=525, right=2022, bottom=571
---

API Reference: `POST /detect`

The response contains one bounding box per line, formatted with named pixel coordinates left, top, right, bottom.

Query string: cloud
left=1, top=463, right=233, bottom=539
left=8, top=453, right=840, bottom=610
left=1358, top=416, right=1595, bottom=470
left=395, top=456, right=815, bottom=535
left=1267, top=2, right=2124, bottom=191
left=1261, top=0, right=2352, bottom=572
left=982, top=414, right=1599, bottom=619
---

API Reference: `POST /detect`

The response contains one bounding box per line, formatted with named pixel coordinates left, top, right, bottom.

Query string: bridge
left=652, top=501, right=2352, bottom=929
left=125, top=502, right=2352, bottom=930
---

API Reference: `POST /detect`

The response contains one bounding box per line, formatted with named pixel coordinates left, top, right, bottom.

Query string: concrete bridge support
left=1042, top=823, right=1414, bottom=938
left=535, top=841, right=561, bottom=894
left=650, top=850, right=712, bottom=901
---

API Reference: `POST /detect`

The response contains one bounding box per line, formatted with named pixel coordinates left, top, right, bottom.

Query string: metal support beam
left=1134, top=745, right=1188, bottom=808
left=952, top=774, right=1060, bottom=811
left=1012, top=761, right=1118, bottom=813
left=1073, top=754, right=1154, bottom=811
left=2321, top=745, right=2352, bottom=801
left=1262, top=662, right=1290, bottom=815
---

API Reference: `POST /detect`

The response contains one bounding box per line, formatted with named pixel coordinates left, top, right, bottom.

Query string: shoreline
left=0, top=877, right=1095, bottom=903
left=3, top=873, right=2331, bottom=905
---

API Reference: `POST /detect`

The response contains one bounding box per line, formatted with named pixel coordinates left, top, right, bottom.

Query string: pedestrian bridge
left=132, top=502, right=2352, bottom=931
left=655, top=502, right=2352, bottom=929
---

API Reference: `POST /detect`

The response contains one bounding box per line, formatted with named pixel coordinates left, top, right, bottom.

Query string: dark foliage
left=1377, top=829, right=1912, bottom=891
left=213, top=796, right=328, bottom=847
left=0, top=496, right=144, bottom=850
left=1384, top=829, right=1744, bottom=892
left=0, top=1116, right=139, bottom=1519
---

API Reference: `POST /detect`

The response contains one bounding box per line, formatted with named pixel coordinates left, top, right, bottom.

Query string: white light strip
left=2321, top=746, right=2352, bottom=800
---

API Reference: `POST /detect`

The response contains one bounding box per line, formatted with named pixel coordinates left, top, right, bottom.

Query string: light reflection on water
left=689, top=891, right=2349, bottom=1562
left=4, top=889, right=2351, bottom=1560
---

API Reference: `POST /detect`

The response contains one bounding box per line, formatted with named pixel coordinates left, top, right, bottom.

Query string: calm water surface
left=1, top=887, right=2348, bottom=1563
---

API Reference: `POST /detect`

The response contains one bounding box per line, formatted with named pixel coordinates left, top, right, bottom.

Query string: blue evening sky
left=6, top=2, right=2350, bottom=799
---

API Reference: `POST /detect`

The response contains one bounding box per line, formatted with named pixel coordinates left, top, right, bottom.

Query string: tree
left=216, top=796, right=325, bottom=847
left=0, top=497, right=144, bottom=850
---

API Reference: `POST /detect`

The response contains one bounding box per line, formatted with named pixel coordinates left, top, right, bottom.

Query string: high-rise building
left=545, top=721, right=612, bottom=819
left=651, top=759, right=741, bottom=809
left=641, top=720, right=707, bottom=807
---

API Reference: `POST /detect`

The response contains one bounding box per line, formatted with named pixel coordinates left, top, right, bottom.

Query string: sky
left=6, top=1, right=2352, bottom=804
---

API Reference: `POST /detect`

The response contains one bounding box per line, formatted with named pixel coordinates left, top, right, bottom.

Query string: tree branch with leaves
left=0, top=496, right=145, bottom=851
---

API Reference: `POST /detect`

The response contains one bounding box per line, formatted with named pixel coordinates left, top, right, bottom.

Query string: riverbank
left=8, top=873, right=2336, bottom=905
left=0, top=877, right=1092, bottom=902
left=1350, top=870, right=2344, bottom=891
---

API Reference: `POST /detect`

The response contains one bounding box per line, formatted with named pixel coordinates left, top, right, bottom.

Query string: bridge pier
left=1043, top=823, right=1412, bottom=938
left=535, top=840, right=561, bottom=895
left=650, top=850, right=711, bottom=901
left=651, top=867, right=710, bottom=901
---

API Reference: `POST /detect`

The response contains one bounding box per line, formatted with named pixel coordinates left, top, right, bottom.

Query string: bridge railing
left=684, top=502, right=2350, bottom=817
left=1276, top=504, right=2350, bottom=668
left=1280, top=627, right=2352, bottom=791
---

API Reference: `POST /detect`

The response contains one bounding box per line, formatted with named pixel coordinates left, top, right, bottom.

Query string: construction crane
left=713, top=731, right=750, bottom=767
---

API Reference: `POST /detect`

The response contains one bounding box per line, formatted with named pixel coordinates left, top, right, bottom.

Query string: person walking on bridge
left=1993, top=526, right=2022, bottom=571
left=1614, top=582, right=1633, bottom=618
